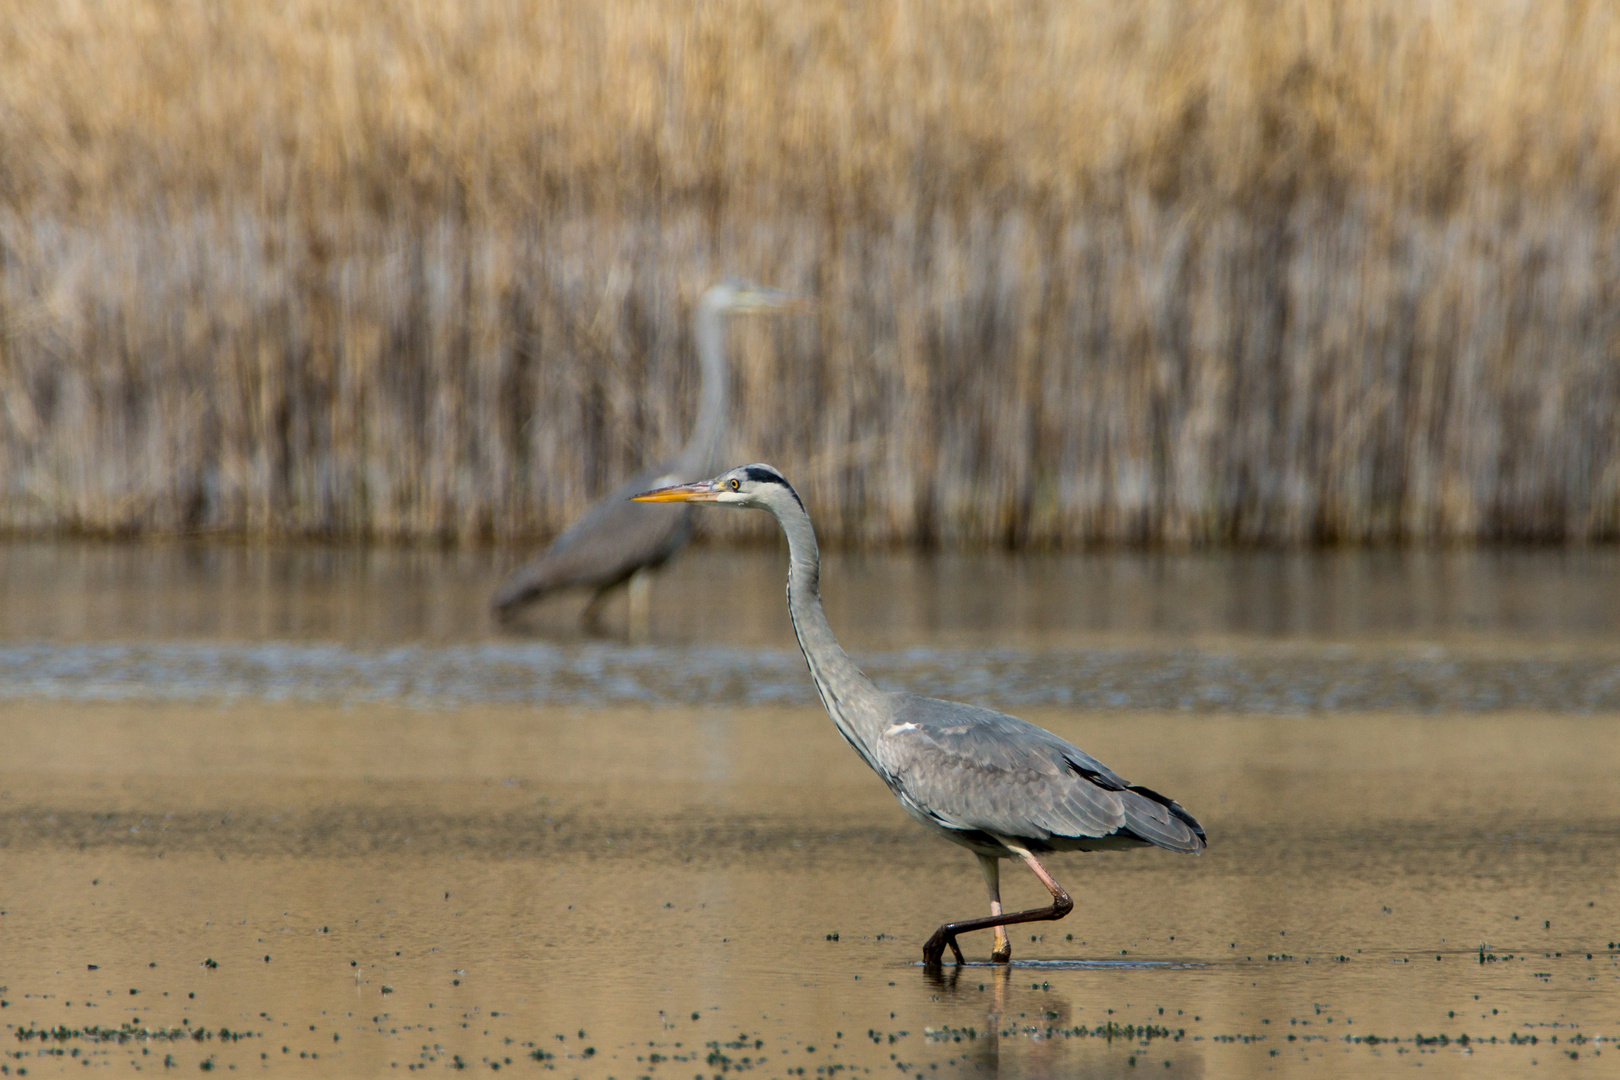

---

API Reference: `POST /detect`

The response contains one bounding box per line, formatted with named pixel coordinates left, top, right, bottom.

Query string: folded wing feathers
left=492, top=464, right=688, bottom=609
left=882, top=696, right=1205, bottom=854
left=1068, top=761, right=1206, bottom=853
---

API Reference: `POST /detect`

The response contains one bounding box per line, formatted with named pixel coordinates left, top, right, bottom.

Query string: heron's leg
left=626, top=567, right=652, bottom=643
left=580, top=585, right=614, bottom=631
left=922, top=845, right=1073, bottom=967
left=977, top=854, right=1012, bottom=964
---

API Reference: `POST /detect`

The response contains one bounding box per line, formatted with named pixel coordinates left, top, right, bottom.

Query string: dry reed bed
left=1, top=0, right=1617, bottom=546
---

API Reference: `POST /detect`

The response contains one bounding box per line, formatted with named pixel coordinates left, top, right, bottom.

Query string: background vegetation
left=1, top=0, right=1617, bottom=546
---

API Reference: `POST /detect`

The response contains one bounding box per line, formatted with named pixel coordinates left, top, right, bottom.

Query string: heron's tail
left=1119, top=784, right=1207, bottom=853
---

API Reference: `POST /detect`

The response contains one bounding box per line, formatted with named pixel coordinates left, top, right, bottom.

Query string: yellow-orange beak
left=631, top=479, right=721, bottom=503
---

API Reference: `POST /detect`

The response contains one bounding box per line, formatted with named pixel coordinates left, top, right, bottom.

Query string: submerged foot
left=991, top=925, right=1011, bottom=963
left=922, top=927, right=967, bottom=966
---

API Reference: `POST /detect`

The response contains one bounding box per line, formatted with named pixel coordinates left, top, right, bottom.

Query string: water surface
left=1, top=542, right=1617, bottom=1077
left=0, top=543, right=1616, bottom=713
left=2, top=703, right=1618, bottom=1078
left=4, top=542, right=1618, bottom=647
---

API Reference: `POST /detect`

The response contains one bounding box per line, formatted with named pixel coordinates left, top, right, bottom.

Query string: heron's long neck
left=769, top=492, right=887, bottom=767
left=674, top=302, right=728, bottom=476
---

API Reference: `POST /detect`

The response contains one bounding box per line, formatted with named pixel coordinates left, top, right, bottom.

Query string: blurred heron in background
left=492, top=282, right=803, bottom=633
left=636, top=464, right=1206, bottom=965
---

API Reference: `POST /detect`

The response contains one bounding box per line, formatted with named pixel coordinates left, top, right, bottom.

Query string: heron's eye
left=729, top=478, right=741, bottom=491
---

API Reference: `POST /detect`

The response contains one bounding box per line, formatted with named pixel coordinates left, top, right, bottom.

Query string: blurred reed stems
left=1, top=0, right=1617, bottom=546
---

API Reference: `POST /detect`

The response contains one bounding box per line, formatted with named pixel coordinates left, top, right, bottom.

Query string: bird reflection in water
left=921, top=965, right=1204, bottom=1078
left=923, top=964, right=1069, bottom=1078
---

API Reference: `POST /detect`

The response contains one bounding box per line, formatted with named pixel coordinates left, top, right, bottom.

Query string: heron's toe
left=922, top=927, right=959, bottom=967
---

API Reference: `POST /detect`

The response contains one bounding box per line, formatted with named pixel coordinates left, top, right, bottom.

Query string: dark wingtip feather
left=1065, top=757, right=1206, bottom=852
left=1121, top=784, right=1208, bottom=853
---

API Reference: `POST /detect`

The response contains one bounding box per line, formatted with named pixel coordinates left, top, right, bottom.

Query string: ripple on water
left=0, top=640, right=1618, bottom=712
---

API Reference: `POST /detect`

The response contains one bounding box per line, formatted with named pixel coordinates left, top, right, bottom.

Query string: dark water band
left=0, top=642, right=1616, bottom=714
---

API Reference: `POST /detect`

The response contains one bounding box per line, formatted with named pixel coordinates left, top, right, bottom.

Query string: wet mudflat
left=3, top=702, right=1620, bottom=1078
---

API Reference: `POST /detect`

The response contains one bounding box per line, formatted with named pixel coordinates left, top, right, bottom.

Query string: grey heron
left=635, top=464, right=1206, bottom=966
left=492, top=282, right=804, bottom=627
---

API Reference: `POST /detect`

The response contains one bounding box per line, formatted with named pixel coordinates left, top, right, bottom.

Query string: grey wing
left=491, top=463, right=692, bottom=612
left=876, top=694, right=1205, bottom=853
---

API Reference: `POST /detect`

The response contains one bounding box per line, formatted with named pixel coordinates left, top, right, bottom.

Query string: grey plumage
left=877, top=695, right=1205, bottom=856
left=634, top=462, right=1206, bottom=965
left=492, top=282, right=801, bottom=617
left=490, top=464, right=692, bottom=611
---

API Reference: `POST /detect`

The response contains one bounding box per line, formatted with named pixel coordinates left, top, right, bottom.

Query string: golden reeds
left=1, top=0, right=1617, bottom=545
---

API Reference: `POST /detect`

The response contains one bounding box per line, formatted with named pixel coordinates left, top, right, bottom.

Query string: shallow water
left=3, top=704, right=1620, bottom=1078
left=0, top=543, right=1617, bottom=713
left=4, top=541, right=1619, bottom=648
left=1, top=543, right=1618, bottom=1077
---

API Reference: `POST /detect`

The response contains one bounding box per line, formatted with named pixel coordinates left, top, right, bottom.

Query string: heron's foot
left=922, top=926, right=967, bottom=967
left=990, top=923, right=1012, bottom=963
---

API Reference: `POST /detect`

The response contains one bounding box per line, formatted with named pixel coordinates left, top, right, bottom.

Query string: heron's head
left=632, top=463, right=803, bottom=512
left=700, top=279, right=811, bottom=316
